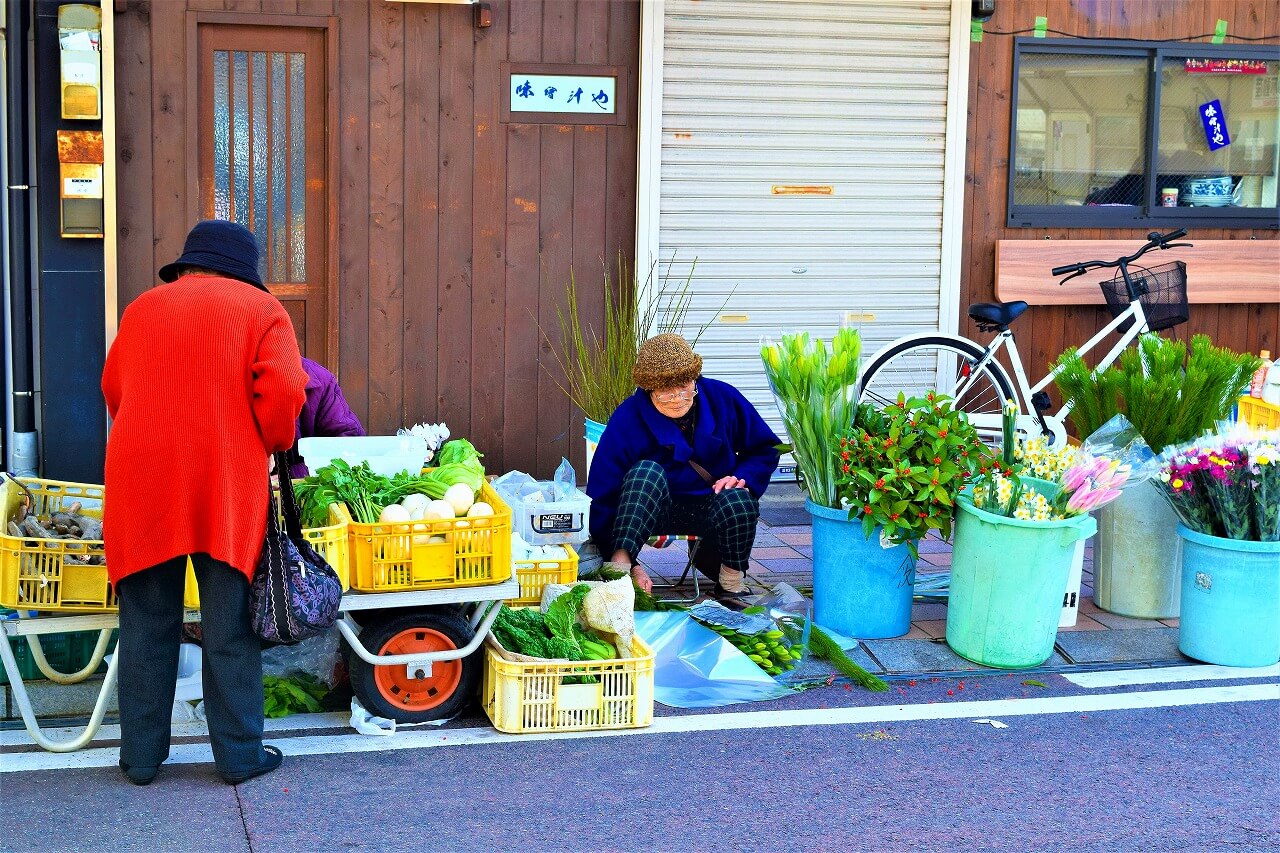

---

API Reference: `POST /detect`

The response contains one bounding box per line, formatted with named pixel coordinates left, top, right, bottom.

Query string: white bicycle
left=857, top=229, right=1193, bottom=447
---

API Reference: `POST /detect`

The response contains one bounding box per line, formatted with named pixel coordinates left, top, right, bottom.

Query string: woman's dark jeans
left=116, top=554, right=268, bottom=776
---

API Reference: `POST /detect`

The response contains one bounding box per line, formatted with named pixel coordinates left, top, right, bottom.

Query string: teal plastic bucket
left=946, top=485, right=1096, bottom=669
left=1176, top=524, right=1280, bottom=668
left=806, top=500, right=917, bottom=639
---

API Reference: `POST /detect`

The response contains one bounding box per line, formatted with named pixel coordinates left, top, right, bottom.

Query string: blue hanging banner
left=1198, top=99, right=1231, bottom=151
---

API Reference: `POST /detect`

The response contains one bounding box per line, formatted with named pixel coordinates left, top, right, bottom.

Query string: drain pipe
left=4, top=0, right=37, bottom=475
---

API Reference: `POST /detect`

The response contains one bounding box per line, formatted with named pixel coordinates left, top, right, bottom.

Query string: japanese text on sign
left=1198, top=99, right=1232, bottom=151
left=510, top=74, right=615, bottom=115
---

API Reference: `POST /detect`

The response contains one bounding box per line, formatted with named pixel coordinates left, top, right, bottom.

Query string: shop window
left=1008, top=40, right=1279, bottom=229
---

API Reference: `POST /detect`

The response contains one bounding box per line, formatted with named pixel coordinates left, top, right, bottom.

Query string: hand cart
left=0, top=581, right=517, bottom=753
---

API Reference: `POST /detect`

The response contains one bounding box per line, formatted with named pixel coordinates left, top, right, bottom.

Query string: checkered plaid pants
left=611, top=459, right=760, bottom=575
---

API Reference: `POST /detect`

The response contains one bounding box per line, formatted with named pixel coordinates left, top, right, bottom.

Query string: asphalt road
left=2, top=669, right=1277, bottom=853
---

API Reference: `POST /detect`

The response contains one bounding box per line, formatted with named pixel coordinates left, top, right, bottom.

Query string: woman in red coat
left=103, top=220, right=307, bottom=785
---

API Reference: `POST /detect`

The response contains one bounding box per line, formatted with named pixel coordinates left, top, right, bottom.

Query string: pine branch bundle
left=1053, top=334, right=1260, bottom=453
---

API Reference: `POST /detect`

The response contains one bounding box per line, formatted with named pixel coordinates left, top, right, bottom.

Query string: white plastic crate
left=297, top=435, right=428, bottom=477
left=509, top=489, right=590, bottom=546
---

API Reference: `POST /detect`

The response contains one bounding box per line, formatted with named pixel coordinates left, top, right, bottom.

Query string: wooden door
left=196, top=24, right=329, bottom=362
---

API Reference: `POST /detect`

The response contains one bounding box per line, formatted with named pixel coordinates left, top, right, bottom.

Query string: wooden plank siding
left=965, top=0, right=1279, bottom=389
left=111, top=0, right=641, bottom=477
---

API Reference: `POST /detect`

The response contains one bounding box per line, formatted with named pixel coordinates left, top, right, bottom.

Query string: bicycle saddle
left=968, top=300, right=1028, bottom=330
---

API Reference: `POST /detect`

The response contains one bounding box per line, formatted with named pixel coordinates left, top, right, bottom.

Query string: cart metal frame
left=0, top=578, right=518, bottom=753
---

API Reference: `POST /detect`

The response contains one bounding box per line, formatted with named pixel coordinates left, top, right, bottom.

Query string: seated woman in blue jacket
left=586, top=333, right=781, bottom=602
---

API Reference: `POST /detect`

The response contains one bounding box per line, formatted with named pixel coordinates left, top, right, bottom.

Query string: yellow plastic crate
left=1239, top=396, right=1280, bottom=430
left=343, top=481, right=513, bottom=592
left=508, top=545, right=580, bottom=607
left=1, top=477, right=115, bottom=613
left=183, top=501, right=349, bottom=609
left=482, top=631, right=655, bottom=734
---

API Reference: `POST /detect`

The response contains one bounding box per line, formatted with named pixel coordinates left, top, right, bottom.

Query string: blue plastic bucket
left=584, top=418, right=606, bottom=479
left=1176, top=524, right=1280, bottom=668
left=806, top=500, right=917, bottom=639
left=946, top=485, right=1096, bottom=669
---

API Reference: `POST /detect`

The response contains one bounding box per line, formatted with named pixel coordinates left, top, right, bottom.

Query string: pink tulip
left=1065, top=488, right=1100, bottom=514
left=1061, top=464, right=1090, bottom=493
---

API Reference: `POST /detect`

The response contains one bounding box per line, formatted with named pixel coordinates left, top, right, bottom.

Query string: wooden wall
left=963, top=0, right=1279, bottom=398
left=113, top=0, right=640, bottom=477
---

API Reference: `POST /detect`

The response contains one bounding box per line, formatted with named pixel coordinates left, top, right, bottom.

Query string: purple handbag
left=250, top=452, right=343, bottom=644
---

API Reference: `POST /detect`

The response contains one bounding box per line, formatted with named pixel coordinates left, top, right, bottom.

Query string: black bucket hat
left=158, top=220, right=267, bottom=291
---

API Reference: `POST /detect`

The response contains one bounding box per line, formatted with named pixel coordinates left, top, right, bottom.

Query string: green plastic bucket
left=946, top=483, right=1096, bottom=669
left=1176, top=524, right=1280, bottom=668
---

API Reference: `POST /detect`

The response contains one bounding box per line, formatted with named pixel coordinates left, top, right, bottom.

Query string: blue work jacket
left=586, top=376, right=781, bottom=550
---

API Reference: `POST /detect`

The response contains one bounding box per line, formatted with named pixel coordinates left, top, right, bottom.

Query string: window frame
left=1007, top=38, right=1280, bottom=230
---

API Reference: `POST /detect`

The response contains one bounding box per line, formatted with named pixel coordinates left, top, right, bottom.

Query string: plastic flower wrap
left=1159, top=427, right=1280, bottom=542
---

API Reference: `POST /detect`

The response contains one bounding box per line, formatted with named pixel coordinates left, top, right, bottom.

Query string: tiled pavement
left=639, top=511, right=1189, bottom=677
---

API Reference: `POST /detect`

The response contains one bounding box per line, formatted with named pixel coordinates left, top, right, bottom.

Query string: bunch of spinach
left=263, top=673, right=328, bottom=718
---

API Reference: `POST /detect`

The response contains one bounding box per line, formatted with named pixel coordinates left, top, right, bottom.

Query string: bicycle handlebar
left=1052, top=229, right=1191, bottom=282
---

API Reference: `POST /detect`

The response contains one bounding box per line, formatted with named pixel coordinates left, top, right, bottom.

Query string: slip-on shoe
left=221, top=744, right=283, bottom=785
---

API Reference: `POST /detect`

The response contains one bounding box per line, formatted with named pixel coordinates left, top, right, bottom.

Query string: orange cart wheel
left=347, top=610, right=480, bottom=723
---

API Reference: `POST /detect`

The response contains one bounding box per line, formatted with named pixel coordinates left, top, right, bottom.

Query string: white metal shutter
left=657, top=0, right=955, bottom=474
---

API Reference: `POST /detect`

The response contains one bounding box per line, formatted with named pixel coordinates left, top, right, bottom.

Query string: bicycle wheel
left=859, top=336, right=1015, bottom=435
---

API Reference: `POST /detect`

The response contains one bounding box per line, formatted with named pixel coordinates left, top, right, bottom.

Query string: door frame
left=184, top=10, right=339, bottom=368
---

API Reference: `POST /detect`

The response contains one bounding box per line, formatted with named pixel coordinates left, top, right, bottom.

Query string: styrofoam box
left=105, top=642, right=202, bottom=701
left=298, top=435, right=428, bottom=477
left=511, top=488, right=591, bottom=546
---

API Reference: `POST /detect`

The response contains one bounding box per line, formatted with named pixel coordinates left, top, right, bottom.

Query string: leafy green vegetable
left=492, top=607, right=582, bottom=660
left=578, top=564, right=683, bottom=612
left=294, top=448, right=487, bottom=527
left=262, top=673, right=328, bottom=718
left=435, top=438, right=482, bottom=467
left=545, top=584, right=592, bottom=656
left=574, top=625, right=616, bottom=660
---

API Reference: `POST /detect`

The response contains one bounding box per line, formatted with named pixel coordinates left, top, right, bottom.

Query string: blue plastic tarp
left=633, top=611, right=794, bottom=708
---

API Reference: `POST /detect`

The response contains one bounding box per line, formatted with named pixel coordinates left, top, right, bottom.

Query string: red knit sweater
left=101, top=275, right=308, bottom=584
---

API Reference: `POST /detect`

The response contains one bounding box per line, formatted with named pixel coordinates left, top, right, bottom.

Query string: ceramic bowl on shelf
left=1184, top=175, right=1234, bottom=197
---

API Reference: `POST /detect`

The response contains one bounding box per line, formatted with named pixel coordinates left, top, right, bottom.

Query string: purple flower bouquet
left=1159, top=432, right=1280, bottom=542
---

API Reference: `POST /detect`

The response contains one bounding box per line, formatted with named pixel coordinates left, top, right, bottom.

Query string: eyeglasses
left=654, top=386, right=698, bottom=404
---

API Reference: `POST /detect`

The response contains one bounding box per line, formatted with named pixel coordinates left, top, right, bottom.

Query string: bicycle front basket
left=1099, top=261, right=1189, bottom=333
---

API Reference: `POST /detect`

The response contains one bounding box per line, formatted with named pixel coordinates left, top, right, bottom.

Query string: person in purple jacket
left=286, top=357, right=366, bottom=478
left=586, top=333, right=780, bottom=604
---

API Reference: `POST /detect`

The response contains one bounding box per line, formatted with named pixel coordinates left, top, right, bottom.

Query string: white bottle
left=1263, top=361, right=1280, bottom=406
left=1251, top=350, right=1273, bottom=398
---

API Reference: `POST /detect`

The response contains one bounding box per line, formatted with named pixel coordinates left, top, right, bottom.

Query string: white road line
left=1065, top=663, right=1280, bottom=689
left=0, top=712, right=352, bottom=748
left=2, top=682, right=1276, bottom=774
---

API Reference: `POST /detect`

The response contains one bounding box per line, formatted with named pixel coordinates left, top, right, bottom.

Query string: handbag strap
left=274, top=450, right=305, bottom=541
left=688, top=458, right=718, bottom=487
